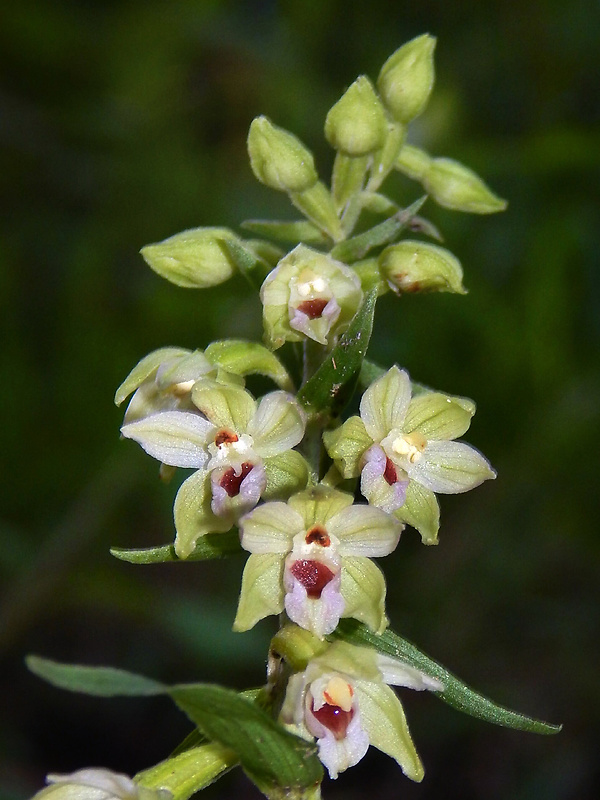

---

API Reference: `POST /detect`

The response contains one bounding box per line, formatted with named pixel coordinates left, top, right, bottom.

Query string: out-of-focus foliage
left=1, top=1, right=598, bottom=799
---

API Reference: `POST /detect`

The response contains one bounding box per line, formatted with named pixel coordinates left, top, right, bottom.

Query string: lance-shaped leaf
left=298, top=286, right=377, bottom=416
left=26, top=658, right=323, bottom=797
left=330, top=196, right=426, bottom=264
left=221, top=237, right=272, bottom=291
left=331, top=620, right=562, bottom=735
left=241, top=219, right=329, bottom=247
left=110, top=531, right=243, bottom=564
left=204, top=340, right=294, bottom=391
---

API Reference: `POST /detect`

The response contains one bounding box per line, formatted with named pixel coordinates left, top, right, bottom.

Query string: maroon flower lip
left=219, top=462, right=254, bottom=497
left=290, top=559, right=335, bottom=598
left=311, top=700, right=354, bottom=739
left=296, top=298, right=329, bottom=319
left=383, top=456, right=398, bottom=485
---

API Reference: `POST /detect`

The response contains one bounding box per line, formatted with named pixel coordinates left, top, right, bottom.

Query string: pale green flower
left=234, top=486, right=401, bottom=637
left=280, top=641, right=442, bottom=780
left=324, top=366, right=495, bottom=544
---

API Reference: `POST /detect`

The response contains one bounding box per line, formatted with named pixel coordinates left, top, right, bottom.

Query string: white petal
left=328, top=504, right=401, bottom=557
left=248, top=391, right=306, bottom=457
left=359, top=366, right=411, bottom=442
left=121, top=411, right=214, bottom=467
left=312, top=713, right=369, bottom=779
left=376, top=655, right=444, bottom=691
left=239, top=502, right=303, bottom=553
left=407, top=439, right=496, bottom=494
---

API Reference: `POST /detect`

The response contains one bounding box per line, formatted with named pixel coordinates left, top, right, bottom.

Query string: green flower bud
left=325, top=76, right=387, bottom=157
left=140, top=228, right=239, bottom=289
left=248, top=116, right=318, bottom=193
left=379, top=240, right=466, bottom=295
left=395, top=143, right=433, bottom=180
left=423, top=157, right=507, bottom=214
left=377, top=34, right=436, bottom=124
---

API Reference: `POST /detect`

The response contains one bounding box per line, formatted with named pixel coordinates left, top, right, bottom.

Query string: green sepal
left=404, top=391, right=475, bottom=440
left=341, top=556, right=388, bottom=634
left=393, top=481, right=440, bottom=545
left=241, top=219, right=329, bottom=247
left=247, top=116, right=318, bottom=194
left=221, top=237, right=273, bottom=291
left=204, top=340, right=294, bottom=391
left=233, top=553, right=284, bottom=632
left=423, top=157, right=508, bottom=214
left=27, top=657, right=323, bottom=798
left=323, top=416, right=372, bottom=479
left=114, top=347, right=191, bottom=406
left=330, top=196, right=426, bottom=264
left=135, top=743, right=238, bottom=800
left=109, top=531, right=243, bottom=564
left=191, top=381, right=256, bottom=432
left=325, top=76, right=387, bottom=157
left=377, top=34, right=436, bottom=124
left=263, top=451, right=311, bottom=500
left=174, top=469, right=232, bottom=559
left=297, top=286, right=377, bottom=416
left=331, top=620, right=562, bottom=735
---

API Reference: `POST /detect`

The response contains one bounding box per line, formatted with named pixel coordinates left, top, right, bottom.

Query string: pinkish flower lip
left=289, top=559, right=335, bottom=598
left=311, top=701, right=355, bottom=739
left=219, top=462, right=254, bottom=497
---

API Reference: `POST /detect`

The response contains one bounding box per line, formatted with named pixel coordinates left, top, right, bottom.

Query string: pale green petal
left=354, top=682, right=424, bottom=782
left=173, top=470, right=231, bottom=558
left=404, top=392, right=475, bottom=440
left=233, top=553, right=284, bottom=631
left=121, top=411, right=214, bottom=468
left=248, top=392, right=306, bottom=457
left=288, top=486, right=354, bottom=528
left=408, top=440, right=496, bottom=494
left=359, top=366, right=411, bottom=441
left=191, top=381, right=256, bottom=432
left=394, top=481, right=440, bottom=545
left=340, top=557, right=388, bottom=634
left=204, top=339, right=293, bottom=390
left=328, top=505, right=401, bottom=557
left=33, top=785, right=107, bottom=800
left=323, top=417, right=373, bottom=479
left=114, top=347, right=190, bottom=405
left=310, top=641, right=381, bottom=681
left=263, top=451, right=310, bottom=500
left=239, top=502, right=302, bottom=554
left=156, top=350, right=213, bottom=389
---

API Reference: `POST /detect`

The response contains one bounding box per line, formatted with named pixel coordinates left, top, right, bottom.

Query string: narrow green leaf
left=110, top=531, right=243, bottom=564
left=222, top=238, right=272, bottom=291
left=330, top=196, right=426, bottom=263
left=332, top=620, right=561, bottom=735
left=241, top=219, right=329, bottom=247
left=26, top=656, right=165, bottom=696
left=297, top=286, right=378, bottom=416
left=169, top=684, right=323, bottom=796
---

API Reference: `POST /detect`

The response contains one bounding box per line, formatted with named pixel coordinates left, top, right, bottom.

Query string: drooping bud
left=379, top=240, right=466, bottom=295
left=423, top=157, right=507, bottom=214
left=248, top=116, right=318, bottom=193
left=325, top=76, right=387, bottom=157
left=377, top=34, right=436, bottom=124
left=140, top=228, right=239, bottom=288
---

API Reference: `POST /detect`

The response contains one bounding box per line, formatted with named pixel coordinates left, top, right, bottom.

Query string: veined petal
left=404, top=391, right=475, bottom=441
left=173, top=469, right=231, bottom=558
left=156, top=349, right=213, bottom=389
left=248, top=391, right=306, bottom=457
left=376, top=655, right=444, bottom=691
left=328, top=505, right=401, bottom=557
left=360, top=366, right=411, bottom=442
left=408, top=440, right=496, bottom=494
left=233, top=553, right=284, bottom=631
left=114, top=347, right=190, bottom=406
left=340, top=557, right=388, bottom=634
left=323, top=416, right=373, bottom=479
left=394, top=481, right=440, bottom=545
left=239, top=502, right=303, bottom=554
left=288, top=486, right=354, bottom=528
left=121, top=411, right=214, bottom=468
left=191, top=381, right=256, bottom=432
left=353, top=682, right=424, bottom=782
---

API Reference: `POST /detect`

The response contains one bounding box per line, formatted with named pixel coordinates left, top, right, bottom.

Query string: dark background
left=1, top=1, right=599, bottom=798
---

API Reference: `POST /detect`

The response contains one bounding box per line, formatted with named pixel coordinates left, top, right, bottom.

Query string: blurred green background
left=1, top=1, right=599, bottom=798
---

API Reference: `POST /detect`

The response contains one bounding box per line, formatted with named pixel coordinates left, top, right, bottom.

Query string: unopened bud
left=377, top=34, right=436, bottom=124
left=248, top=116, right=318, bottom=193
left=325, top=76, right=387, bottom=156
left=395, top=144, right=432, bottom=180
left=424, top=157, right=507, bottom=214
left=140, top=228, right=238, bottom=288
left=379, top=240, right=466, bottom=295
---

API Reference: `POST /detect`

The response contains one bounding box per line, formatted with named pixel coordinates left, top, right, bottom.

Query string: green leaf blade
left=332, top=620, right=562, bottom=735
left=26, top=656, right=165, bottom=696
left=110, top=531, right=243, bottom=564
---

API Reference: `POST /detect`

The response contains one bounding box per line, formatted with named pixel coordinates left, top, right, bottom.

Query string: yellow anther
left=171, top=379, right=195, bottom=396
left=323, top=676, right=354, bottom=711
left=392, top=432, right=427, bottom=463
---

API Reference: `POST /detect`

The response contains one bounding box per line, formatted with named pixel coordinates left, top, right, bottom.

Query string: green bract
left=140, top=227, right=240, bottom=288
left=261, top=244, right=363, bottom=349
